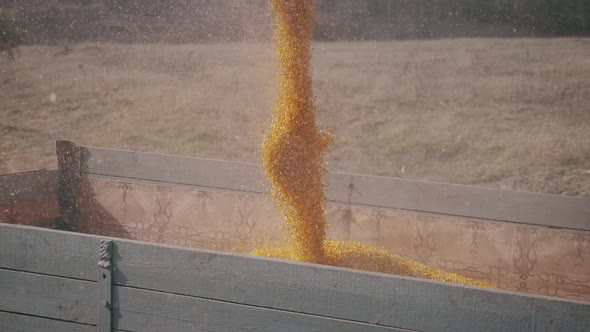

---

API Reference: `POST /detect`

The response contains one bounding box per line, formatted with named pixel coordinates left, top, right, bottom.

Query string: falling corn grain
left=262, top=0, right=331, bottom=264
left=257, top=0, right=492, bottom=288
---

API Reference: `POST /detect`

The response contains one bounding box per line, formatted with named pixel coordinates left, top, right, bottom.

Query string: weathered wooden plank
left=0, top=224, right=98, bottom=280
left=113, top=286, right=406, bottom=332
left=80, top=144, right=590, bottom=231
left=0, top=169, right=57, bottom=204
left=82, top=144, right=267, bottom=194
left=0, top=311, right=95, bottom=332
left=0, top=268, right=97, bottom=324
left=112, top=238, right=590, bottom=331
left=327, top=172, right=590, bottom=231
left=2, top=223, right=588, bottom=331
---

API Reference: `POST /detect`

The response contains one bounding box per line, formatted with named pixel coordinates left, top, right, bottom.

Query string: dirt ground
left=1, top=38, right=589, bottom=197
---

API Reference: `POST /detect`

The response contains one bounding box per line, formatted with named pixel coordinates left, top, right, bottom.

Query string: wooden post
left=55, top=140, right=81, bottom=231
left=98, top=239, right=113, bottom=332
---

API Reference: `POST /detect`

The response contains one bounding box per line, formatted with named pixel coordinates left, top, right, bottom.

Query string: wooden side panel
left=80, top=144, right=590, bottom=231
left=0, top=269, right=97, bottom=324
left=0, top=169, right=59, bottom=226
left=112, top=234, right=590, bottom=331
left=0, top=311, right=95, bottom=332
left=1, top=224, right=589, bottom=331
left=113, top=286, right=405, bottom=332
left=0, top=224, right=98, bottom=280
left=75, top=144, right=590, bottom=301
left=82, top=145, right=267, bottom=194
left=327, top=172, right=590, bottom=230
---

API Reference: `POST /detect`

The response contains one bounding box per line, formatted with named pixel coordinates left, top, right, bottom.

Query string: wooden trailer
left=1, top=140, right=589, bottom=331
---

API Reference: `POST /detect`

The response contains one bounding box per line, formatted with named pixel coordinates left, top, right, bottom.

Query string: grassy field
left=1, top=38, right=589, bottom=197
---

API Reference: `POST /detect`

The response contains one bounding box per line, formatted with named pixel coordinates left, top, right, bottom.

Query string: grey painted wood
left=82, top=144, right=267, bottom=194
left=2, top=223, right=589, bottom=331
left=327, top=171, right=590, bottom=230
left=0, top=169, right=57, bottom=205
left=80, top=144, right=590, bottom=231
left=98, top=239, right=113, bottom=332
left=113, top=286, right=407, bottom=332
left=0, top=311, right=96, bottom=332
left=0, top=268, right=97, bottom=324
left=0, top=224, right=98, bottom=280
left=112, top=236, right=590, bottom=331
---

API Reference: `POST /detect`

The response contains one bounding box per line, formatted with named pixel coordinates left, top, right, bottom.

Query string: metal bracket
left=99, top=239, right=112, bottom=269
left=98, top=239, right=113, bottom=332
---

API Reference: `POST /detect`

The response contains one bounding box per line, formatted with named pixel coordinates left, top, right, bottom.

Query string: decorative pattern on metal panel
left=81, top=177, right=590, bottom=302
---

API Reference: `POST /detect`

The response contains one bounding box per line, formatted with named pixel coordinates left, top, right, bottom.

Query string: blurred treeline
left=0, top=0, right=588, bottom=44
left=317, top=0, right=590, bottom=39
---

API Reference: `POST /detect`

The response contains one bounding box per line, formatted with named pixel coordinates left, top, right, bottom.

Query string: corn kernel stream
left=262, top=0, right=331, bottom=264
left=258, top=0, right=492, bottom=288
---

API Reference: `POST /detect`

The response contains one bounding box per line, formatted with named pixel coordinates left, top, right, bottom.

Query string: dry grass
left=1, top=38, right=589, bottom=197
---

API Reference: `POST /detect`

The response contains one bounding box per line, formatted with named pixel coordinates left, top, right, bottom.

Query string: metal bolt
left=103, top=300, right=110, bottom=308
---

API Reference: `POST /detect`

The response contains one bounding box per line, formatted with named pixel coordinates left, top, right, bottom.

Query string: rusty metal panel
left=0, top=169, right=60, bottom=226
